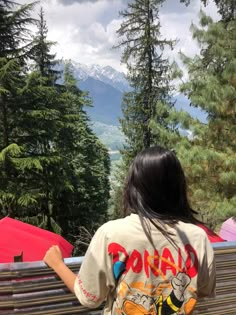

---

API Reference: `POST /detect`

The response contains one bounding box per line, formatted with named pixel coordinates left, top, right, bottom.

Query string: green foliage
left=0, top=0, right=37, bottom=59
left=0, top=142, right=45, bottom=217
left=110, top=0, right=189, bottom=220
left=180, top=0, right=236, bottom=22
left=91, top=121, right=124, bottom=150
left=108, top=155, right=127, bottom=220
left=56, top=62, right=110, bottom=241
left=0, top=143, right=22, bottom=161
left=178, top=11, right=236, bottom=226
left=0, top=4, right=110, bottom=250
left=30, top=7, right=60, bottom=82
left=213, top=0, right=236, bottom=21
left=116, top=0, right=176, bottom=164
left=0, top=57, right=25, bottom=148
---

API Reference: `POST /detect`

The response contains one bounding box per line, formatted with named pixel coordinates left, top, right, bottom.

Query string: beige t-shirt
left=74, top=214, right=216, bottom=315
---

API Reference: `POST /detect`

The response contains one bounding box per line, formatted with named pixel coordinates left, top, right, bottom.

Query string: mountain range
left=65, top=61, right=207, bottom=150
left=71, top=62, right=129, bottom=92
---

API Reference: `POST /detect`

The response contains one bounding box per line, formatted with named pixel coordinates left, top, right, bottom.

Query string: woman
left=44, top=146, right=216, bottom=315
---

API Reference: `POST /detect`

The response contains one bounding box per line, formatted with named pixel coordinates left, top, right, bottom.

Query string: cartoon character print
left=108, top=242, right=198, bottom=315
left=121, top=272, right=191, bottom=315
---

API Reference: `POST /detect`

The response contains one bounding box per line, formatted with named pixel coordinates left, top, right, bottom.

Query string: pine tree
left=116, top=0, right=176, bottom=164
left=178, top=11, right=236, bottom=227
left=43, top=62, right=110, bottom=254
left=0, top=3, right=110, bottom=243
left=0, top=0, right=36, bottom=149
left=0, top=58, right=43, bottom=218
left=9, top=14, right=70, bottom=231
left=0, top=0, right=36, bottom=60
left=0, top=3, right=64, bottom=230
left=180, top=0, right=236, bottom=22
left=212, top=0, right=236, bottom=21
left=111, top=0, right=188, bottom=219
left=30, top=7, right=60, bottom=83
left=0, top=1, right=37, bottom=217
left=56, top=61, right=110, bottom=251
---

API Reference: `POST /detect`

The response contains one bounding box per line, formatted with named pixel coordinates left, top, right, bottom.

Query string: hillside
left=80, top=77, right=123, bottom=125
left=90, top=121, right=124, bottom=151
left=63, top=61, right=208, bottom=150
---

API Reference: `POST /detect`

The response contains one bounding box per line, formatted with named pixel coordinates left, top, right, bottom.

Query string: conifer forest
left=0, top=0, right=235, bottom=254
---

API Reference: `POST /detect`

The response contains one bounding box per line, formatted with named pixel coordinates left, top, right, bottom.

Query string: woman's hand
left=43, top=245, right=76, bottom=294
left=44, top=245, right=63, bottom=270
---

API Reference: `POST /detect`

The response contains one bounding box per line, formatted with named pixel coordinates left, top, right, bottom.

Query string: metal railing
left=0, top=242, right=236, bottom=315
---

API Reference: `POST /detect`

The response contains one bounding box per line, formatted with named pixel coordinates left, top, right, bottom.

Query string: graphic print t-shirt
left=74, top=214, right=216, bottom=315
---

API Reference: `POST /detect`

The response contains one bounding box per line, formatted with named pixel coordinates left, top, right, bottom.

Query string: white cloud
left=159, top=0, right=220, bottom=84
left=38, top=0, right=125, bottom=70
left=160, top=0, right=220, bottom=59
left=16, top=0, right=220, bottom=72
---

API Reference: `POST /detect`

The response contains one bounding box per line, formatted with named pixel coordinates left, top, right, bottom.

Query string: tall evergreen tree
left=212, top=0, right=236, bottom=21
left=178, top=11, right=236, bottom=227
left=180, top=0, right=235, bottom=22
left=1, top=5, right=110, bottom=241
left=116, top=0, right=176, bottom=163
left=111, top=0, right=187, bottom=219
left=0, top=0, right=36, bottom=149
left=30, top=7, right=60, bottom=83
left=0, top=0, right=36, bottom=60
left=55, top=62, right=110, bottom=251
left=0, top=1, right=37, bottom=217
left=5, top=14, right=77, bottom=231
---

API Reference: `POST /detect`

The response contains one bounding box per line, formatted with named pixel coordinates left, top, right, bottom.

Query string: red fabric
left=0, top=217, right=73, bottom=263
left=197, top=223, right=225, bottom=243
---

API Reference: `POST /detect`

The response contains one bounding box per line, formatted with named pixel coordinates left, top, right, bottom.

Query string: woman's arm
left=44, top=245, right=76, bottom=293
left=44, top=225, right=114, bottom=309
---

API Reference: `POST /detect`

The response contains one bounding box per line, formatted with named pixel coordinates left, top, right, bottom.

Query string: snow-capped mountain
left=56, top=61, right=209, bottom=150
left=70, top=61, right=129, bottom=92
left=58, top=61, right=207, bottom=132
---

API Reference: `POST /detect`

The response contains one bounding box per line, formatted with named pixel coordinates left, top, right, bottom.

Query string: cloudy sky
left=19, top=0, right=220, bottom=72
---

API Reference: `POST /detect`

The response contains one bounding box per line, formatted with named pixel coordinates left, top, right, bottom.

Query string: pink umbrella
left=0, top=217, right=73, bottom=263
left=219, top=217, right=236, bottom=241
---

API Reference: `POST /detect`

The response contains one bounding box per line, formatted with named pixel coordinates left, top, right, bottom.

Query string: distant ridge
left=58, top=61, right=208, bottom=149
left=69, top=61, right=129, bottom=92
left=61, top=60, right=207, bottom=126
left=79, top=76, right=123, bottom=125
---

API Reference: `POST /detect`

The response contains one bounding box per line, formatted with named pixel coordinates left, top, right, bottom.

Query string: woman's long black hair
left=122, top=146, right=199, bottom=244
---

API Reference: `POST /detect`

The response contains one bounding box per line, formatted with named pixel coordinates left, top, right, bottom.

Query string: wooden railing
left=0, top=241, right=236, bottom=315
left=194, top=241, right=236, bottom=315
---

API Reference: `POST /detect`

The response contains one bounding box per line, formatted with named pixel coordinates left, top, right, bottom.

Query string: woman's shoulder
left=178, top=221, right=207, bottom=232
left=176, top=221, right=210, bottom=242
left=97, top=214, right=140, bottom=239
left=101, top=214, right=139, bottom=230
